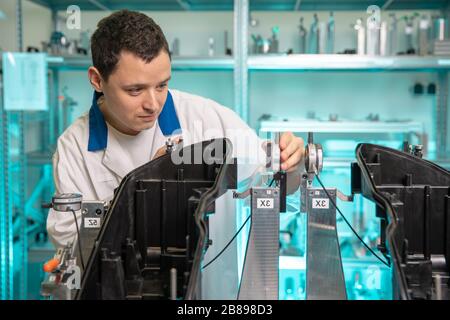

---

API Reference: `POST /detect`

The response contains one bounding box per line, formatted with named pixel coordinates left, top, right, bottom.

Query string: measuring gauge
left=304, top=132, right=323, bottom=175
left=52, top=193, right=83, bottom=212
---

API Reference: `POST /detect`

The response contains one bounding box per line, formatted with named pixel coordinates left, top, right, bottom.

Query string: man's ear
left=88, top=67, right=103, bottom=92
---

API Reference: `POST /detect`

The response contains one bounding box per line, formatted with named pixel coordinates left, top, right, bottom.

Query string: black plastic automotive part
left=75, top=138, right=237, bottom=300
left=352, top=143, right=450, bottom=300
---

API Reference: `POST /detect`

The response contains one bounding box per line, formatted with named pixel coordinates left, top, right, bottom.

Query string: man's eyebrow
left=122, top=77, right=171, bottom=89
left=122, top=83, right=148, bottom=89
left=159, top=76, right=171, bottom=84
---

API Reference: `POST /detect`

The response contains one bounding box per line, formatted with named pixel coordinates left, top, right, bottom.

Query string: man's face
left=100, top=50, right=171, bottom=135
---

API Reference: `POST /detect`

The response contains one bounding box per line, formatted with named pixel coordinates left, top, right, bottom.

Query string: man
left=46, top=10, right=304, bottom=297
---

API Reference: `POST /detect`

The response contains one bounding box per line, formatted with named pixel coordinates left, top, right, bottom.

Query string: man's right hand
left=151, top=136, right=182, bottom=160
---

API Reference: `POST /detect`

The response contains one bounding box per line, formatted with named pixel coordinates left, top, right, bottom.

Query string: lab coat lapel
left=102, top=130, right=135, bottom=180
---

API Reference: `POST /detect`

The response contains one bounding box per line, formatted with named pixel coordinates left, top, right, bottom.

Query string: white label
left=84, top=217, right=101, bottom=228
left=312, top=198, right=329, bottom=209
left=257, top=198, right=274, bottom=209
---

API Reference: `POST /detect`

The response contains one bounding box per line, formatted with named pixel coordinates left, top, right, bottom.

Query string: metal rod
left=170, top=268, right=177, bottom=300
left=434, top=274, right=442, bottom=300
left=16, top=0, right=23, bottom=52
left=1, top=74, right=13, bottom=300
left=437, top=72, right=448, bottom=159
left=294, top=0, right=302, bottom=11
left=308, top=132, right=313, bottom=144
left=234, top=0, right=249, bottom=122
left=446, top=195, right=450, bottom=270
left=424, top=185, right=431, bottom=260
left=15, top=0, right=27, bottom=300
left=161, top=180, right=167, bottom=254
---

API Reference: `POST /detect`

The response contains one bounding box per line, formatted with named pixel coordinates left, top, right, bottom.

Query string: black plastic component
left=353, top=143, right=450, bottom=300
left=413, top=83, right=424, bottom=95
left=26, top=46, right=40, bottom=52
left=273, top=171, right=287, bottom=213
left=76, top=139, right=237, bottom=300
left=350, top=162, right=361, bottom=194
left=428, top=83, right=436, bottom=95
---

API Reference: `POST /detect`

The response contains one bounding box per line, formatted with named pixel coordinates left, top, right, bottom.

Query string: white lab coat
left=47, top=89, right=266, bottom=299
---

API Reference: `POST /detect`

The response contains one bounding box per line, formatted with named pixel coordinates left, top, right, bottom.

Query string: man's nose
left=142, top=90, right=158, bottom=111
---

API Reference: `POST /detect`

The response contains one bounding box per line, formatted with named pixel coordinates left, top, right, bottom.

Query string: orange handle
left=43, top=258, right=60, bottom=273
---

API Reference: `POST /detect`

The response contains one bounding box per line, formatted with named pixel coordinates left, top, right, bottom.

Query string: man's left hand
left=280, top=132, right=304, bottom=172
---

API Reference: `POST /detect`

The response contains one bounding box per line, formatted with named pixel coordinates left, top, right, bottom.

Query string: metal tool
left=208, top=37, right=215, bottom=57
left=269, top=26, right=279, bottom=53
left=41, top=242, right=79, bottom=300
left=354, top=18, right=366, bottom=55
left=380, top=21, right=388, bottom=56
left=327, top=12, right=335, bottom=54
left=319, top=21, right=327, bottom=54
left=298, top=17, right=307, bottom=54
left=419, top=15, right=430, bottom=56
left=41, top=196, right=108, bottom=299
left=367, top=13, right=380, bottom=56
left=309, top=14, right=319, bottom=54
left=165, top=136, right=183, bottom=154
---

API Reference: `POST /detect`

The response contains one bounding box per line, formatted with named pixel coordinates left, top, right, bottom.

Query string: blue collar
left=88, top=90, right=181, bottom=152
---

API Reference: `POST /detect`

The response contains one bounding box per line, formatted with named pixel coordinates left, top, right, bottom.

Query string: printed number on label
left=257, top=198, right=274, bottom=209
left=312, top=198, right=329, bottom=209
left=84, top=217, right=100, bottom=228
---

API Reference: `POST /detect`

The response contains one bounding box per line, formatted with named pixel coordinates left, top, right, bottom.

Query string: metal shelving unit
left=0, top=59, right=13, bottom=301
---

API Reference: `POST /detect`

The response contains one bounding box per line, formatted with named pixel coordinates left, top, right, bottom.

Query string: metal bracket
left=301, top=186, right=347, bottom=300
left=238, top=187, right=280, bottom=300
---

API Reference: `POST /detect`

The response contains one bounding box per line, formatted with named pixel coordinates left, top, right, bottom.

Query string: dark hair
left=91, top=10, right=170, bottom=81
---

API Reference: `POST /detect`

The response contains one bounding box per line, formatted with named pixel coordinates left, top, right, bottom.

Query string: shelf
left=30, top=0, right=450, bottom=11
left=46, top=55, right=234, bottom=71
left=249, top=54, right=450, bottom=72
left=259, top=119, right=424, bottom=134
left=172, top=56, right=234, bottom=70
left=36, top=55, right=450, bottom=72
left=4, top=54, right=450, bottom=72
